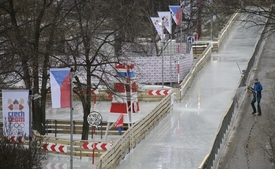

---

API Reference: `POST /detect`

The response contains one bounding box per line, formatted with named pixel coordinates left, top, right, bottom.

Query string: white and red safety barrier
left=42, top=143, right=67, bottom=153
left=148, top=90, right=169, bottom=96
left=82, top=141, right=113, bottom=164
left=4, top=136, right=24, bottom=143
left=82, top=142, right=111, bottom=151
left=43, top=163, right=67, bottom=169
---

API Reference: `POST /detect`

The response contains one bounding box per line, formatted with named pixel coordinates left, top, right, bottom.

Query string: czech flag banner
left=169, top=6, right=182, bottom=26
left=50, top=68, right=71, bottom=108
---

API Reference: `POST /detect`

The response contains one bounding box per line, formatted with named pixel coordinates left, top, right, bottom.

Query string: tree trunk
left=81, top=104, right=90, bottom=140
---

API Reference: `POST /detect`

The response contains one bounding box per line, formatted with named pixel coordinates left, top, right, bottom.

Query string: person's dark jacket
left=253, top=82, right=263, bottom=98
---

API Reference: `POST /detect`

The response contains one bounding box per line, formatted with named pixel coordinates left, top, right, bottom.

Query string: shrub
left=0, top=142, right=48, bottom=169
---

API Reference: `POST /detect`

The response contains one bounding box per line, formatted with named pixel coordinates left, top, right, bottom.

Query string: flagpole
left=162, top=17, right=165, bottom=88
left=180, top=3, right=182, bottom=54
left=28, top=91, right=32, bottom=152
left=70, top=69, right=74, bottom=169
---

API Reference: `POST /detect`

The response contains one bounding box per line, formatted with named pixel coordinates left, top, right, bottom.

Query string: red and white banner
left=2, top=90, right=30, bottom=138
left=82, top=142, right=111, bottom=151
left=43, top=163, right=67, bottom=169
left=42, top=143, right=67, bottom=153
left=50, top=68, right=71, bottom=108
left=114, top=114, right=124, bottom=128
left=148, top=90, right=170, bottom=96
left=169, top=6, right=182, bottom=26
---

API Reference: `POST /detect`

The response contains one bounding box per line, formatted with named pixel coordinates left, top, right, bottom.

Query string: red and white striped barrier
left=4, top=136, right=24, bottom=143
left=82, top=142, right=111, bottom=151
left=43, top=163, right=67, bottom=169
left=42, top=143, right=67, bottom=153
left=147, top=90, right=170, bottom=96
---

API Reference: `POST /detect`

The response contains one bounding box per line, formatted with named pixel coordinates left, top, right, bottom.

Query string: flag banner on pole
left=150, top=17, right=164, bottom=40
left=114, top=114, right=123, bottom=128
left=157, top=11, right=172, bottom=34
left=169, top=6, right=182, bottom=26
left=2, top=90, right=30, bottom=138
left=50, top=68, right=71, bottom=108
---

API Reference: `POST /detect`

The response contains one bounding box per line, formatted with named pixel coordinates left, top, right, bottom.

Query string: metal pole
left=180, top=1, right=183, bottom=53
left=162, top=17, right=165, bottom=88
left=177, top=56, right=180, bottom=88
left=28, top=94, right=32, bottom=151
left=29, top=76, right=34, bottom=151
left=70, top=70, right=74, bottom=169
left=170, top=54, right=172, bottom=87
left=126, top=65, right=132, bottom=124
left=210, top=2, right=213, bottom=41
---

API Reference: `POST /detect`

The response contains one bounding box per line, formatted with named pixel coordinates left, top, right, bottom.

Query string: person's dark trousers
left=251, top=97, right=261, bottom=114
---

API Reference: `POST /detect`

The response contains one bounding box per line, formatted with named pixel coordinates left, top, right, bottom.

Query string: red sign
left=82, top=142, right=93, bottom=149
left=114, top=114, right=123, bottom=128
left=82, top=142, right=111, bottom=150
left=42, top=143, right=67, bottom=153
left=148, top=90, right=169, bottom=95
left=4, top=136, right=24, bottom=143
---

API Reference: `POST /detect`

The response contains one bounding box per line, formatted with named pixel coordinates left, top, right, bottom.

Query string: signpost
left=87, top=111, right=103, bottom=139
left=87, top=111, right=102, bottom=127
left=187, top=36, right=195, bottom=44
left=82, top=141, right=112, bottom=164
left=87, top=111, right=103, bottom=164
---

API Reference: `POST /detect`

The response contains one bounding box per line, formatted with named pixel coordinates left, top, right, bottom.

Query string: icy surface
left=43, top=14, right=264, bottom=169
left=115, top=16, right=263, bottom=169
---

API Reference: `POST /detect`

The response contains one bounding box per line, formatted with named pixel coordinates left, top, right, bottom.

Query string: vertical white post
left=177, top=56, right=180, bottom=88
left=180, top=3, right=183, bottom=53
left=162, top=17, right=165, bottom=88
left=210, top=1, right=213, bottom=41
left=170, top=54, right=172, bottom=87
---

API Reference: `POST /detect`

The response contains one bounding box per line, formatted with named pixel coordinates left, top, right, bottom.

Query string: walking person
left=249, top=78, right=263, bottom=116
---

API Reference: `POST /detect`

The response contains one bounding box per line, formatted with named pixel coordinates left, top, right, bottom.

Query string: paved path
left=115, top=13, right=265, bottom=169
left=217, top=23, right=275, bottom=169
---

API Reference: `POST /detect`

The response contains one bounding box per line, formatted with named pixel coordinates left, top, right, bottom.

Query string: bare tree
left=211, top=0, right=275, bottom=36
left=0, top=0, right=71, bottom=134
left=62, top=0, right=163, bottom=140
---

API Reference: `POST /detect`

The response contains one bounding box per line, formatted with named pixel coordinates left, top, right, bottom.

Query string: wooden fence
left=93, top=92, right=173, bottom=169
left=45, top=120, right=128, bottom=137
